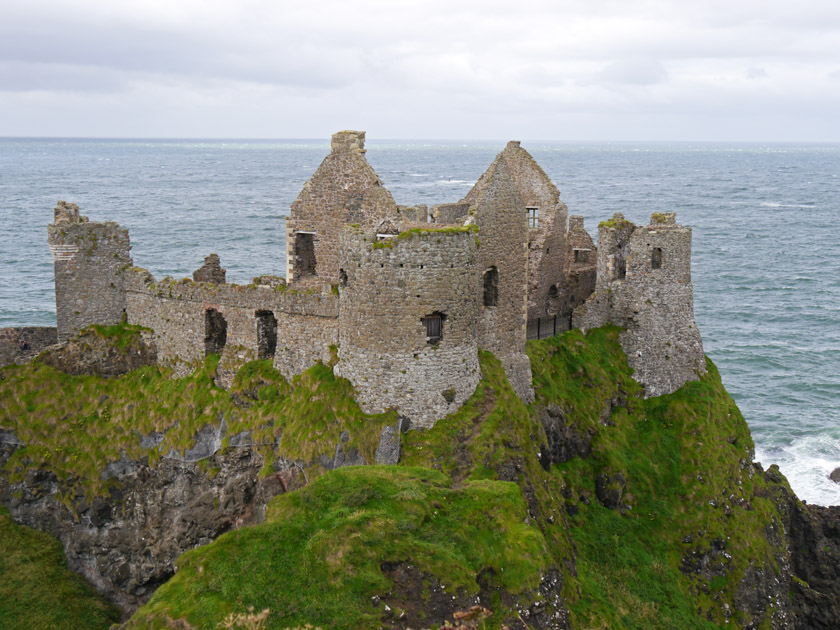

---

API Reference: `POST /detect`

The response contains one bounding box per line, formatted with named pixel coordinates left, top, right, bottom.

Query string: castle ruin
left=32, top=131, right=705, bottom=428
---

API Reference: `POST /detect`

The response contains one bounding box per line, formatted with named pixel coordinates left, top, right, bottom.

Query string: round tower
left=335, top=226, right=481, bottom=429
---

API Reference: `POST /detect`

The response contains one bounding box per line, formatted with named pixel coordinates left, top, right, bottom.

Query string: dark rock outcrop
left=0, top=441, right=294, bottom=614
left=36, top=327, right=156, bottom=377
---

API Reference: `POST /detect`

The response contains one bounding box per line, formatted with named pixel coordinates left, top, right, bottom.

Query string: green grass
left=0, top=355, right=395, bottom=500
left=122, top=466, right=547, bottom=630
left=1, top=326, right=797, bottom=629
left=0, top=506, right=119, bottom=629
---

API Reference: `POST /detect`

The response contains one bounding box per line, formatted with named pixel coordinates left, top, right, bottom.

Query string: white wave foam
left=755, top=432, right=840, bottom=506
left=759, top=202, right=816, bottom=209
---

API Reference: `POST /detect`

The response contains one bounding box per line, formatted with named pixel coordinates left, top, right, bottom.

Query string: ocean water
left=1, top=138, right=838, bottom=505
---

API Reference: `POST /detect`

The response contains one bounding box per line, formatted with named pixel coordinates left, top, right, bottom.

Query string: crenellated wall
left=124, top=269, right=338, bottom=379
left=48, top=202, right=132, bottom=342
left=335, top=227, right=482, bottom=428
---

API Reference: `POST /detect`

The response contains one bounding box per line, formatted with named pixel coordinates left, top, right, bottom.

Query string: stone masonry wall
left=286, top=131, right=399, bottom=285
left=48, top=202, right=132, bottom=342
left=467, top=154, right=534, bottom=403
left=336, top=228, right=481, bottom=429
left=574, top=213, right=705, bottom=397
left=125, top=268, right=337, bottom=379
left=0, top=327, right=58, bottom=367
left=564, top=216, right=597, bottom=324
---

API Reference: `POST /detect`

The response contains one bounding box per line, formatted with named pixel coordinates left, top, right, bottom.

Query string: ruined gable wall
left=48, top=202, right=132, bottom=342
left=470, top=157, right=534, bottom=403
left=286, top=131, right=398, bottom=285
left=125, top=269, right=337, bottom=379
left=335, top=228, right=481, bottom=429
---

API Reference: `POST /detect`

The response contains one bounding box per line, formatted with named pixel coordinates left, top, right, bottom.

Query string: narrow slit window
left=651, top=247, right=663, bottom=269
left=483, top=266, right=498, bottom=307
left=527, top=207, right=539, bottom=229
left=421, top=314, right=443, bottom=344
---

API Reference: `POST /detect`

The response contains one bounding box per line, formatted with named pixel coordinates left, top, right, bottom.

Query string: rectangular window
left=573, top=248, right=590, bottom=263
left=422, top=315, right=442, bottom=343
left=651, top=247, right=663, bottom=269
left=527, top=207, right=539, bottom=229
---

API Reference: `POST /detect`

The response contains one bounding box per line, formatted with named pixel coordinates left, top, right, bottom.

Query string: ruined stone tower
left=48, top=201, right=132, bottom=342
left=573, top=212, right=706, bottom=397
left=335, top=227, right=482, bottom=428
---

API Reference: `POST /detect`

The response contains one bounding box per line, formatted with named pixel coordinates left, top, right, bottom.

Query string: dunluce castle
left=5, top=131, right=706, bottom=428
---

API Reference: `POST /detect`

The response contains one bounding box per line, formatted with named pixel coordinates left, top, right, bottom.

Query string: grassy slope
left=0, top=506, right=120, bottom=629
left=0, top=344, right=396, bottom=500
left=1, top=327, right=794, bottom=629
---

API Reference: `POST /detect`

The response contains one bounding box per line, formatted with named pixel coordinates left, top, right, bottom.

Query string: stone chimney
left=331, top=130, right=366, bottom=154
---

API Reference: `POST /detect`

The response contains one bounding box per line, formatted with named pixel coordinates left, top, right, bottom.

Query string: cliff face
left=1, top=328, right=839, bottom=629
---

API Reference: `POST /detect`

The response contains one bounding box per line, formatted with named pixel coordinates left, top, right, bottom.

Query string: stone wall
left=0, top=327, right=57, bottom=367
left=466, top=154, right=534, bottom=403
left=564, top=215, right=598, bottom=321
left=48, top=202, right=132, bottom=342
left=335, top=228, right=482, bottom=428
left=285, top=131, right=399, bottom=285
left=574, top=213, right=705, bottom=396
left=125, top=268, right=338, bottom=380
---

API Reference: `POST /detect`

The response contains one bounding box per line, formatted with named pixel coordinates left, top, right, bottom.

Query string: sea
left=1, top=138, right=838, bottom=506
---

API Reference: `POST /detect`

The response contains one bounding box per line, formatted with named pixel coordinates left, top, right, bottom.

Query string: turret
left=47, top=202, right=132, bottom=341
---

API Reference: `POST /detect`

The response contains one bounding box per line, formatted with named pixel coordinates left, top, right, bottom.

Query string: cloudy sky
left=1, top=0, right=839, bottom=140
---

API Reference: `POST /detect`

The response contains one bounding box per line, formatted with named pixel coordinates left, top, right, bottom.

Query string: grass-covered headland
left=0, top=327, right=799, bottom=629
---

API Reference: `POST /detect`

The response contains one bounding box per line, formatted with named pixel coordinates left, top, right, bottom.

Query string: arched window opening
left=256, top=310, right=277, bottom=360
left=204, top=308, right=227, bottom=357
left=483, top=266, right=498, bottom=307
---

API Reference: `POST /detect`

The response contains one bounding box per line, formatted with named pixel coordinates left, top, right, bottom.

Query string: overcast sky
left=1, top=0, right=839, bottom=141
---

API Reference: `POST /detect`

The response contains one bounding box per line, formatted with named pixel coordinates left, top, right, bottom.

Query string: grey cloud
left=597, top=59, right=668, bottom=86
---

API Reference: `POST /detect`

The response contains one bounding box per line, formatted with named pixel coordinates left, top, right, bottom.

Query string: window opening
left=651, top=247, right=663, bottom=270
left=483, top=266, right=498, bottom=307
left=293, top=232, right=316, bottom=277
left=256, top=310, right=277, bottom=359
left=527, top=207, right=539, bottom=229
left=339, top=268, right=348, bottom=287
left=204, top=308, right=227, bottom=357
left=421, top=313, right=444, bottom=344
left=573, top=248, right=591, bottom=264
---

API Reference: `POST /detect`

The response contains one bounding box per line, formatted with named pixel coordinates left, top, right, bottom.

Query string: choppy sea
left=1, top=138, right=838, bottom=505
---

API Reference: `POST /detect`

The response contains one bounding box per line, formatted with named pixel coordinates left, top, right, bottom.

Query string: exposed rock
left=0, top=442, right=294, bottom=615
left=375, top=424, right=401, bottom=465
left=37, top=327, right=156, bottom=377
left=829, top=467, right=840, bottom=483
left=595, top=469, right=627, bottom=511
left=538, top=404, right=591, bottom=470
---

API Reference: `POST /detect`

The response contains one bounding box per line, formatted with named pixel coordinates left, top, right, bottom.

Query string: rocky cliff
left=1, top=327, right=839, bottom=629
